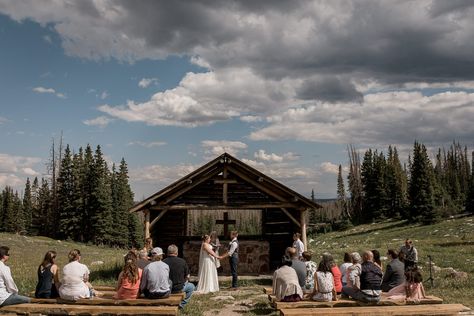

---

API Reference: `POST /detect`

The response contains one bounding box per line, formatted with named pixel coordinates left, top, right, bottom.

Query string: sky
left=1, top=0, right=474, bottom=200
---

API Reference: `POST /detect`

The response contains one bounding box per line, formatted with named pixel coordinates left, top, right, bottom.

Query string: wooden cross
left=215, top=212, right=236, bottom=238
left=214, top=167, right=237, bottom=204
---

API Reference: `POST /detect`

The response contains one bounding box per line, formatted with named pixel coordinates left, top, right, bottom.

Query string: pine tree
left=347, top=145, right=362, bottom=222
left=337, top=164, right=349, bottom=219
left=409, top=141, right=436, bottom=224
left=57, top=145, right=76, bottom=240
left=12, top=191, right=24, bottom=233
left=30, top=177, right=40, bottom=235
left=110, top=162, right=129, bottom=247
left=22, top=178, right=33, bottom=233
left=466, top=151, right=474, bottom=214
left=82, top=145, right=94, bottom=242
left=36, top=178, right=52, bottom=236
left=386, top=146, right=407, bottom=218
left=2, top=187, right=16, bottom=232
left=89, top=145, right=113, bottom=245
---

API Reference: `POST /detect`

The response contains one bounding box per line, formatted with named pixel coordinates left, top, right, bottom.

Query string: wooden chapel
left=129, top=153, right=321, bottom=273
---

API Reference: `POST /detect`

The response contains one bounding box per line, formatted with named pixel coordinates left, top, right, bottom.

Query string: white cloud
left=240, top=115, right=263, bottom=123
left=138, top=78, right=159, bottom=88
left=127, top=141, right=167, bottom=148
left=83, top=116, right=113, bottom=128
left=100, top=91, right=109, bottom=100
left=320, top=162, right=340, bottom=175
left=254, top=150, right=299, bottom=163
left=130, top=163, right=198, bottom=183
left=0, top=153, right=42, bottom=189
left=201, top=140, right=247, bottom=157
left=33, top=86, right=66, bottom=99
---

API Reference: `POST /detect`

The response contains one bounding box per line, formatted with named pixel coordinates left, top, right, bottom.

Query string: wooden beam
left=149, top=210, right=169, bottom=229
left=223, top=166, right=228, bottom=204
left=214, top=179, right=238, bottom=184
left=150, top=202, right=300, bottom=211
left=160, top=168, right=222, bottom=205
left=281, top=208, right=301, bottom=227
left=226, top=165, right=287, bottom=202
left=144, top=210, right=150, bottom=239
left=301, top=208, right=308, bottom=251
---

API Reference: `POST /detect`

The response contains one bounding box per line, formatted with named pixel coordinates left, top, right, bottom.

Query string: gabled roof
left=130, top=152, right=321, bottom=212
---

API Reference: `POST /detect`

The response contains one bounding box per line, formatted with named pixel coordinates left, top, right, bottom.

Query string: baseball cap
left=151, top=247, right=163, bottom=256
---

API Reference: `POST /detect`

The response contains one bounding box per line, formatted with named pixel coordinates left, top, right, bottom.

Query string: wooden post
left=301, top=209, right=307, bottom=251
left=144, top=210, right=150, bottom=239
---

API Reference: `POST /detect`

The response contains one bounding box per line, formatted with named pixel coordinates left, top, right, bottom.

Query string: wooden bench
left=279, top=304, right=471, bottom=315
left=0, top=303, right=178, bottom=315
left=269, top=294, right=444, bottom=309
left=30, top=295, right=183, bottom=306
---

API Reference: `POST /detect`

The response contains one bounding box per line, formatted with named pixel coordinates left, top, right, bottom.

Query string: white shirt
left=59, top=261, right=90, bottom=300
left=0, top=261, right=18, bottom=305
left=228, top=238, right=238, bottom=256
left=293, top=239, right=304, bottom=258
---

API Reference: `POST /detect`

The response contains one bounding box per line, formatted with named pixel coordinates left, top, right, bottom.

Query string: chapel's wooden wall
left=150, top=210, right=187, bottom=252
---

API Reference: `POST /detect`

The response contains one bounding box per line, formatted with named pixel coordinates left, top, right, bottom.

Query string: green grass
left=307, top=216, right=474, bottom=308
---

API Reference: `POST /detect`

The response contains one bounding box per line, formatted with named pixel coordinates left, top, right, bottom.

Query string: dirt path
left=202, top=287, right=273, bottom=316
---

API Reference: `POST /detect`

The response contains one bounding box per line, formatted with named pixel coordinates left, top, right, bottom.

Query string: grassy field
left=0, top=215, right=472, bottom=314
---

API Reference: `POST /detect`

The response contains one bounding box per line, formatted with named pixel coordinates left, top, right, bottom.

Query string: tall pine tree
left=22, top=178, right=33, bottom=233
left=57, top=145, right=76, bottom=240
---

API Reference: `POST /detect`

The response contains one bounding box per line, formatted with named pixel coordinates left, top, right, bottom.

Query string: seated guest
left=322, top=253, right=342, bottom=294
left=286, top=247, right=306, bottom=288
left=381, top=249, right=405, bottom=292
left=35, top=250, right=60, bottom=298
left=301, top=251, right=317, bottom=293
left=372, top=249, right=382, bottom=270
left=345, top=252, right=362, bottom=289
left=342, top=251, right=383, bottom=303
left=140, top=247, right=171, bottom=299
left=311, top=258, right=337, bottom=302
left=0, top=246, right=30, bottom=307
left=339, top=252, right=352, bottom=287
left=114, top=251, right=142, bottom=299
left=386, top=267, right=426, bottom=302
left=59, top=249, right=93, bottom=300
left=273, top=255, right=303, bottom=302
left=137, top=250, right=150, bottom=269
left=163, top=245, right=195, bottom=309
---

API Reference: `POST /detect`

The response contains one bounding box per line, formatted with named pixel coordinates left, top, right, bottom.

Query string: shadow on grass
left=244, top=302, right=278, bottom=315
left=335, top=220, right=409, bottom=238
left=434, top=241, right=474, bottom=247
left=90, top=263, right=121, bottom=283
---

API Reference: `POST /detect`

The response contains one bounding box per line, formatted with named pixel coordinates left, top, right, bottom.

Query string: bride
left=196, top=234, right=222, bottom=293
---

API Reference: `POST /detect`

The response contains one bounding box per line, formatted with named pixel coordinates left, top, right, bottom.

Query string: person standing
left=163, top=245, right=195, bottom=309
left=0, top=246, right=30, bottom=307
left=228, top=231, right=239, bottom=289
left=140, top=247, right=171, bottom=299
left=292, top=233, right=305, bottom=259
left=210, top=231, right=221, bottom=269
left=399, top=239, right=418, bottom=270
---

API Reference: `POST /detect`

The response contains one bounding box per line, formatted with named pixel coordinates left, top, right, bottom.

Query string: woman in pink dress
left=386, top=268, right=426, bottom=302
left=114, top=251, right=143, bottom=299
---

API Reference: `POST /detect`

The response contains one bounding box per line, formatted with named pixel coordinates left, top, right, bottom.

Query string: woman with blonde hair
left=59, top=249, right=92, bottom=300
left=114, top=251, right=143, bottom=299
left=35, top=251, right=60, bottom=298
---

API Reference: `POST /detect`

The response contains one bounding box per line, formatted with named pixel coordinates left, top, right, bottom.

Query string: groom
left=228, top=231, right=239, bottom=289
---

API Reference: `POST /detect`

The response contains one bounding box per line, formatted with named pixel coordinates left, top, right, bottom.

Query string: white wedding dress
left=196, top=243, right=219, bottom=293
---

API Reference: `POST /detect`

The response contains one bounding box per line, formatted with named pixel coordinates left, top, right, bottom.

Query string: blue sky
left=1, top=1, right=474, bottom=200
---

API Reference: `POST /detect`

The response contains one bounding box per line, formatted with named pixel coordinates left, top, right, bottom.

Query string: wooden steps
left=279, top=304, right=471, bottom=315
left=30, top=295, right=182, bottom=306
left=0, top=303, right=178, bottom=315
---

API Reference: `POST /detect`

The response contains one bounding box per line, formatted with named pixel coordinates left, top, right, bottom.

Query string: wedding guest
left=140, top=247, right=171, bottom=299
left=301, top=251, right=317, bottom=293
left=322, top=253, right=342, bottom=294
left=0, top=246, right=30, bottom=307
left=339, top=252, right=352, bottom=287
left=286, top=247, right=306, bottom=288
left=35, top=250, right=60, bottom=298
left=114, top=251, right=142, bottom=299
left=292, top=233, right=305, bottom=259
left=163, top=244, right=194, bottom=309
left=196, top=235, right=220, bottom=293
left=311, top=258, right=337, bottom=302
left=273, top=255, right=303, bottom=302
left=59, top=249, right=93, bottom=300
left=386, top=267, right=426, bottom=302
left=381, top=249, right=405, bottom=292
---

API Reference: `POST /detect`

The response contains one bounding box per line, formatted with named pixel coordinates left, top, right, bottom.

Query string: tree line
left=0, top=143, right=143, bottom=249
left=341, top=141, right=474, bottom=225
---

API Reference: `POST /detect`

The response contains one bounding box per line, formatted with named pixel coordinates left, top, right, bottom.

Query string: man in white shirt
left=0, top=246, right=30, bottom=307
left=292, top=233, right=305, bottom=259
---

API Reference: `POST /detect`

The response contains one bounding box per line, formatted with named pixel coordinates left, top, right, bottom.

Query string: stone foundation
left=183, top=240, right=270, bottom=275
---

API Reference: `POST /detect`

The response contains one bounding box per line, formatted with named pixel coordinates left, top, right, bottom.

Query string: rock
left=211, top=295, right=235, bottom=301
left=90, top=261, right=104, bottom=266
left=447, top=271, right=468, bottom=280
